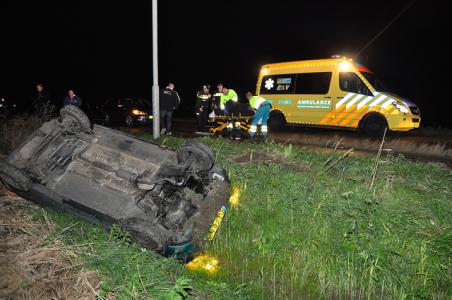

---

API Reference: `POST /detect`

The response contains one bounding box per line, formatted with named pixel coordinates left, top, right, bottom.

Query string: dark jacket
left=31, top=90, right=53, bottom=113
left=64, top=95, right=82, bottom=107
left=159, top=88, right=180, bottom=111
left=196, top=91, right=211, bottom=109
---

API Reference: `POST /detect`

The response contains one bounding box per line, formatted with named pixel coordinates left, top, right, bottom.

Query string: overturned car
left=0, top=105, right=229, bottom=257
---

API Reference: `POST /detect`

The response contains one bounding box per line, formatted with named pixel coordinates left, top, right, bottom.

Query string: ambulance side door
left=293, top=72, right=333, bottom=124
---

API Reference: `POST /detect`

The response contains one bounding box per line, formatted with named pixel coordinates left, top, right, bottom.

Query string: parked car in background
left=101, top=97, right=153, bottom=126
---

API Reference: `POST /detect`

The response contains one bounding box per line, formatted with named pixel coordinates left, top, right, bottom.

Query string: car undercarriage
left=0, top=105, right=229, bottom=257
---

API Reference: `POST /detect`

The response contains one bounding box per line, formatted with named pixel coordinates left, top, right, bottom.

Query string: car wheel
left=269, top=111, right=286, bottom=131
left=60, top=105, right=91, bottom=130
left=177, top=140, right=214, bottom=172
left=0, top=161, right=31, bottom=192
left=125, top=115, right=133, bottom=127
left=360, top=114, right=388, bottom=137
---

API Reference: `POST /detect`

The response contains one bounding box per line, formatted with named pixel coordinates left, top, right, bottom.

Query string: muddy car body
left=0, top=105, right=229, bottom=257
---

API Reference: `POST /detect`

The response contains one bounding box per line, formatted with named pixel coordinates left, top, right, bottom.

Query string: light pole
left=152, top=0, right=160, bottom=139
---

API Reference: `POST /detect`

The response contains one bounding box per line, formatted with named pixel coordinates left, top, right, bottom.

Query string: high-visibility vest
left=249, top=96, right=267, bottom=109
left=220, top=89, right=238, bottom=107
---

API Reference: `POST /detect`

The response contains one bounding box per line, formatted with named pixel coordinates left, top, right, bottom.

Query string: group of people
left=195, top=83, right=271, bottom=141
left=30, top=81, right=270, bottom=141
left=31, top=83, right=82, bottom=119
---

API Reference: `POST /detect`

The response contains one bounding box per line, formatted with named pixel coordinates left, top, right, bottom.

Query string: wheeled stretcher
left=208, top=114, right=253, bottom=135
left=207, top=98, right=256, bottom=135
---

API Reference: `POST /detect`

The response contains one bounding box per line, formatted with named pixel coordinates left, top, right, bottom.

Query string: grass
left=11, top=134, right=452, bottom=299
left=268, top=131, right=452, bottom=160
left=0, top=115, right=44, bottom=155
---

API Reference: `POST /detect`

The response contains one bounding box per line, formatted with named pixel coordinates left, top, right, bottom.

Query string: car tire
left=269, top=111, right=286, bottom=131
left=60, top=105, right=91, bottom=130
left=0, top=161, right=31, bottom=192
left=360, top=114, right=388, bottom=137
left=177, top=140, right=214, bottom=172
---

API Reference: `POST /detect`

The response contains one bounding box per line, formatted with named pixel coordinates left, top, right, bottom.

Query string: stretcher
left=208, top=113, right=253, bottom=135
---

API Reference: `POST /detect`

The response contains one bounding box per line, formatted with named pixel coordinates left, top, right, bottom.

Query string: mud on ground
left=0, top=185, right=100, bottom=300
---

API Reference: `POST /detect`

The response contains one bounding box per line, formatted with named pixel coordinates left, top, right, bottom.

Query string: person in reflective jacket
left=246, top=91, right=271, bottom=142
left=220, top=86, right=238, bottom=115
left=196, top=84, right=211, bottom=131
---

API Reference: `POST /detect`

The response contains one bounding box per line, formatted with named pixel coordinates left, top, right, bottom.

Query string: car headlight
left=391, top=101, right=410, bottom=113
left=132, top=109, right=147, bottom=116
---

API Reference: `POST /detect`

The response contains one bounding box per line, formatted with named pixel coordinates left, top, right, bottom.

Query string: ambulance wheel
left=360, top=114, right=388, bottom=137
left=269, top=111, right=286, bottom=131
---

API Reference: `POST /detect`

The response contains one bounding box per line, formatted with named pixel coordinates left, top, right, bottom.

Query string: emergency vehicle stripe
left=356, top=95, right=375, bottom=109
left=321, top=105, right=348, bottom=125
left=341, top=106, right=370, bottom=127
left=345, top=95, right=365, bottom=110
left=350, top=108, right=373, bottom=128
left=369, top=95, right=387, bottom=107
left=381, top=98, right=394, bottom=109
left=319, top=111, right=334, bottom=124
left=331, top=107, right=353, bottom=125
left=335, top=93, right=354, bottom=109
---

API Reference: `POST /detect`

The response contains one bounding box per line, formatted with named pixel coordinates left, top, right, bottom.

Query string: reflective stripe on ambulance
left=321, top=92, right=398, bottom=127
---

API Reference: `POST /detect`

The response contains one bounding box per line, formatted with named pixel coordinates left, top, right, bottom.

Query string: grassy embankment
left=10, top=134, right=452, bottom=299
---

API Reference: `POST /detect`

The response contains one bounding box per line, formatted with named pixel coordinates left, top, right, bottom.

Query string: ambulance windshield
left=361, top=72, right=388, bottom=92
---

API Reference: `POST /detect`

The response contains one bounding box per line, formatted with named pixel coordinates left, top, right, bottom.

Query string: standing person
left=220, top=86, right=238, bottom=115
left=31, top=83, right=54, bottom=117
left=159, top=82, right=180, bottom=135
left=246, top=91, right=271, bottom=142
left=63, top=89, right=82, bottom=107
left=211, top=83, right=223, bottom=115
left=196, top=84, right=211, bottom=131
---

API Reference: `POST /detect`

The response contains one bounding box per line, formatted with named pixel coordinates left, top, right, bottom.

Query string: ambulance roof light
left=339, top=61, right=352, bottom=71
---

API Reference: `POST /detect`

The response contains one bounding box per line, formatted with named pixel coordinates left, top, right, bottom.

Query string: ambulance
left=256, top=57, right=420, bottom=134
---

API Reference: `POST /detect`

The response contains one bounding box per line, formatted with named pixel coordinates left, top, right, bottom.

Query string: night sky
left=2, top=0, right=451, bottom=127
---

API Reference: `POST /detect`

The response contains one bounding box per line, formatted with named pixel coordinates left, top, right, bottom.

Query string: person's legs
left=260, top=105, right=271, bottom=139
left=250, top=108, right=264, bottom=141
left=166, top=110, right=173, bottom=133
left=196, top=109, right=203, bottom=130
left=160, top=110, right=167, bottom=134
left=201, top=103, right=209, bottom=129
left=226, top=119, right=233, bottom=138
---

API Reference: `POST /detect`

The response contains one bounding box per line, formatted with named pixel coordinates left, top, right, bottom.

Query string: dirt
left=233, top=150, right=310, bottom=172
left=0, top=185, right=101, bottom=300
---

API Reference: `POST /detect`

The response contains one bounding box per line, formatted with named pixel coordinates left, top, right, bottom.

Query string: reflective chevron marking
left=369, top=95, right=387, bottom=107
left=345, top=95, right=364, bottom=110
left=381, top=98, right=395, bottom=109
left=357, top=95, right=375, bottom=109
left=335, top=93, right=354, bottom=109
